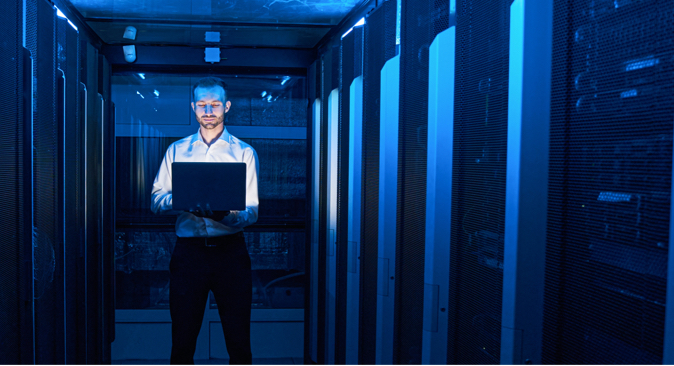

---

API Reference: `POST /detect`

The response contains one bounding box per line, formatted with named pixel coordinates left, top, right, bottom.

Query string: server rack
left=0, top=0, right=114, bottom=363
left=338, top=25, right=364, bottom=365
left=500, top=0, right=553, bottom=363
left=320, top=44, right=341, bottom=365
left=392, top=0, right=450, bottom=364
left=544, top=0, right=672, bottom=363
left=306, top=59, right=320, bottom=364
left=422, top=16, right=456, bottom=364
left=29, top=1, right=61, bottom=362
left=315, top=48, right=332, bottom=365
left=376, top=52, right=400, bottom=365
left=0, top=0, right=30, bottom=362
left=57, top=12, right=83, bottom=364
left=442, top=0, right=513, bottom=363
left=308, top=0, right=674, bottom=363
left=359, top=2, right=397, bottom=363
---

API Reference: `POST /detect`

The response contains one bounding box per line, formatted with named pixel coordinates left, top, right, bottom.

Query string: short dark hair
left=192, top=76, right=228, bottom=102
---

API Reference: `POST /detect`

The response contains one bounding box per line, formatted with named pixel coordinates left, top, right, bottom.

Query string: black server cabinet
left=360, top=2, right=397, bottom=364
left=0, top=0, right=31, bottom=362
left=5, top=1, right=113, bottom=362
left=335, top=26, right=363, bottom=364
left=82, top=40, right=102, bottom=364
left=56, top=13, right=82, bottom=364
left=544, top=0, right=673, bottom=363
left=28, top=0, right=62, bottom=363
left=98, top=54, right=116, bottom=360
left=57, top=13, right=83, bottom=364
left=395, top=0, right=449, bottom=363
left=316, top=45, right=333, bottom=365
left=80, top=39, right=114, bottom=364
left=305, top=59, right=318, bottom=364
left=448, top=0, right=511, bottom=363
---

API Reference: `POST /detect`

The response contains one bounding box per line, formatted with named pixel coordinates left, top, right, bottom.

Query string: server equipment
left=544, top=0, right=673, bottom=363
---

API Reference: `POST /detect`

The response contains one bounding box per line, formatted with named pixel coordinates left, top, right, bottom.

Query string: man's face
left=191, top=86, right=231, bottom=130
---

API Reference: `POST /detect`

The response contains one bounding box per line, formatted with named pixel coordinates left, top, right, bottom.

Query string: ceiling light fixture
left=55, top=6, right=77, bottom=31
left=123, top=26, right=137, bottom=40
left=342, top=17, right=365, bottom=39
left=123, top=45, right=136, bottom=63
left=205, top=48, right=221, bottom=63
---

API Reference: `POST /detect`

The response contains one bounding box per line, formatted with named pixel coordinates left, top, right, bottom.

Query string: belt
left=178, top=231, right=244, bottom=247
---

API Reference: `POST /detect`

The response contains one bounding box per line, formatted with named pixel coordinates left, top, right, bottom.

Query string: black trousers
left=169, top=233, right=253, bottom=364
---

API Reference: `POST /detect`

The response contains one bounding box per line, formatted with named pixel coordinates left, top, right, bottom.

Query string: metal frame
left=326, top=88, right=339, bottom=364
left=500, top=0, right=553, bottom=363
left=375, top=54, right=399, bottom=365
left=304, top=60, right=317, bottom=365
left=317, top=51, right=329, bottom=365
left=664, top=121, right=674, bottom=363
left=346, top=75, right=363, bottom=364
left=310, top=97, right=321, bottom=363
left=79, top=80, right=88, bottom=360
left=422, top=25, right=455, bottom=365
left=21, top=45, right=35, bottom=365
left=57, top=66, right=67, bottom=359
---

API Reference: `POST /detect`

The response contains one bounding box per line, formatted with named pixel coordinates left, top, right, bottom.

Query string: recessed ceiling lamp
left=123, top=26, right=137, bottom=40
left=123, top=26, right=137, bottom=63
left=123, top=45, right=136, bottom=63
left=205, top=31, right=221, bottom=42
left=205, top=48, right=221, bottom=64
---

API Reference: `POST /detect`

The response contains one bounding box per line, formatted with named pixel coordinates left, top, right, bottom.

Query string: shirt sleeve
left=151, top=145, right=180, bottom=215
left=220, top=146, right=259, bottom=228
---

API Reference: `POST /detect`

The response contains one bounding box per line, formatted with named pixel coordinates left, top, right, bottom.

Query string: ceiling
left=64, top=0, right=366, bottom=48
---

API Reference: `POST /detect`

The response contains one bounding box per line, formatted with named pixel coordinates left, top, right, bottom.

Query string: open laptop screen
left=171, top=162, right=247, bottom=211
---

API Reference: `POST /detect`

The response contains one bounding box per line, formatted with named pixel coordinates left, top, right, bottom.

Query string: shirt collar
left=192, top=126, right=231, bottom=146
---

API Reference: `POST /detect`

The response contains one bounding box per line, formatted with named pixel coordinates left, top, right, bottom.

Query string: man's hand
left=189, top=204, right=230, bottom=221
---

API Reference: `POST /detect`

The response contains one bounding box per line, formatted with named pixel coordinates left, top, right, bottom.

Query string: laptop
left=171, top=162, right=247, bottom=211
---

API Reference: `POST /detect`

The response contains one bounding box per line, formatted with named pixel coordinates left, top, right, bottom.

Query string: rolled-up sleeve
left=221, top=146, right=259, bottom=228
left=151, top=146, right=176, bottom=214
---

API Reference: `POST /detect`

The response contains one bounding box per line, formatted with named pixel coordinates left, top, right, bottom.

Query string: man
left=151, top=77, right=259, bottom=364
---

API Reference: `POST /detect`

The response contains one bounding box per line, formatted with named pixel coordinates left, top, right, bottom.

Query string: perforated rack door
left=29, top=0, right=61, bottom=363
left=359, top=2, right=397, bottom=364
left=448, top=0, right=511, bottom=363
left=0, top=0, right=26, bottom=362
left=543, top=0, right=674, bottom=363
left=338, top=25, right=363, bottom=365
left=395, top=0, right=450, bottom=364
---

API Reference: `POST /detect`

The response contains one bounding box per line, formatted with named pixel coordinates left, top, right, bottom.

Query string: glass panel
left=113, top=72, right=307, bottom=310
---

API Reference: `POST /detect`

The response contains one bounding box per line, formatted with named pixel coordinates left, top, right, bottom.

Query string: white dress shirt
left=151, top=127, right=259, bottom=237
